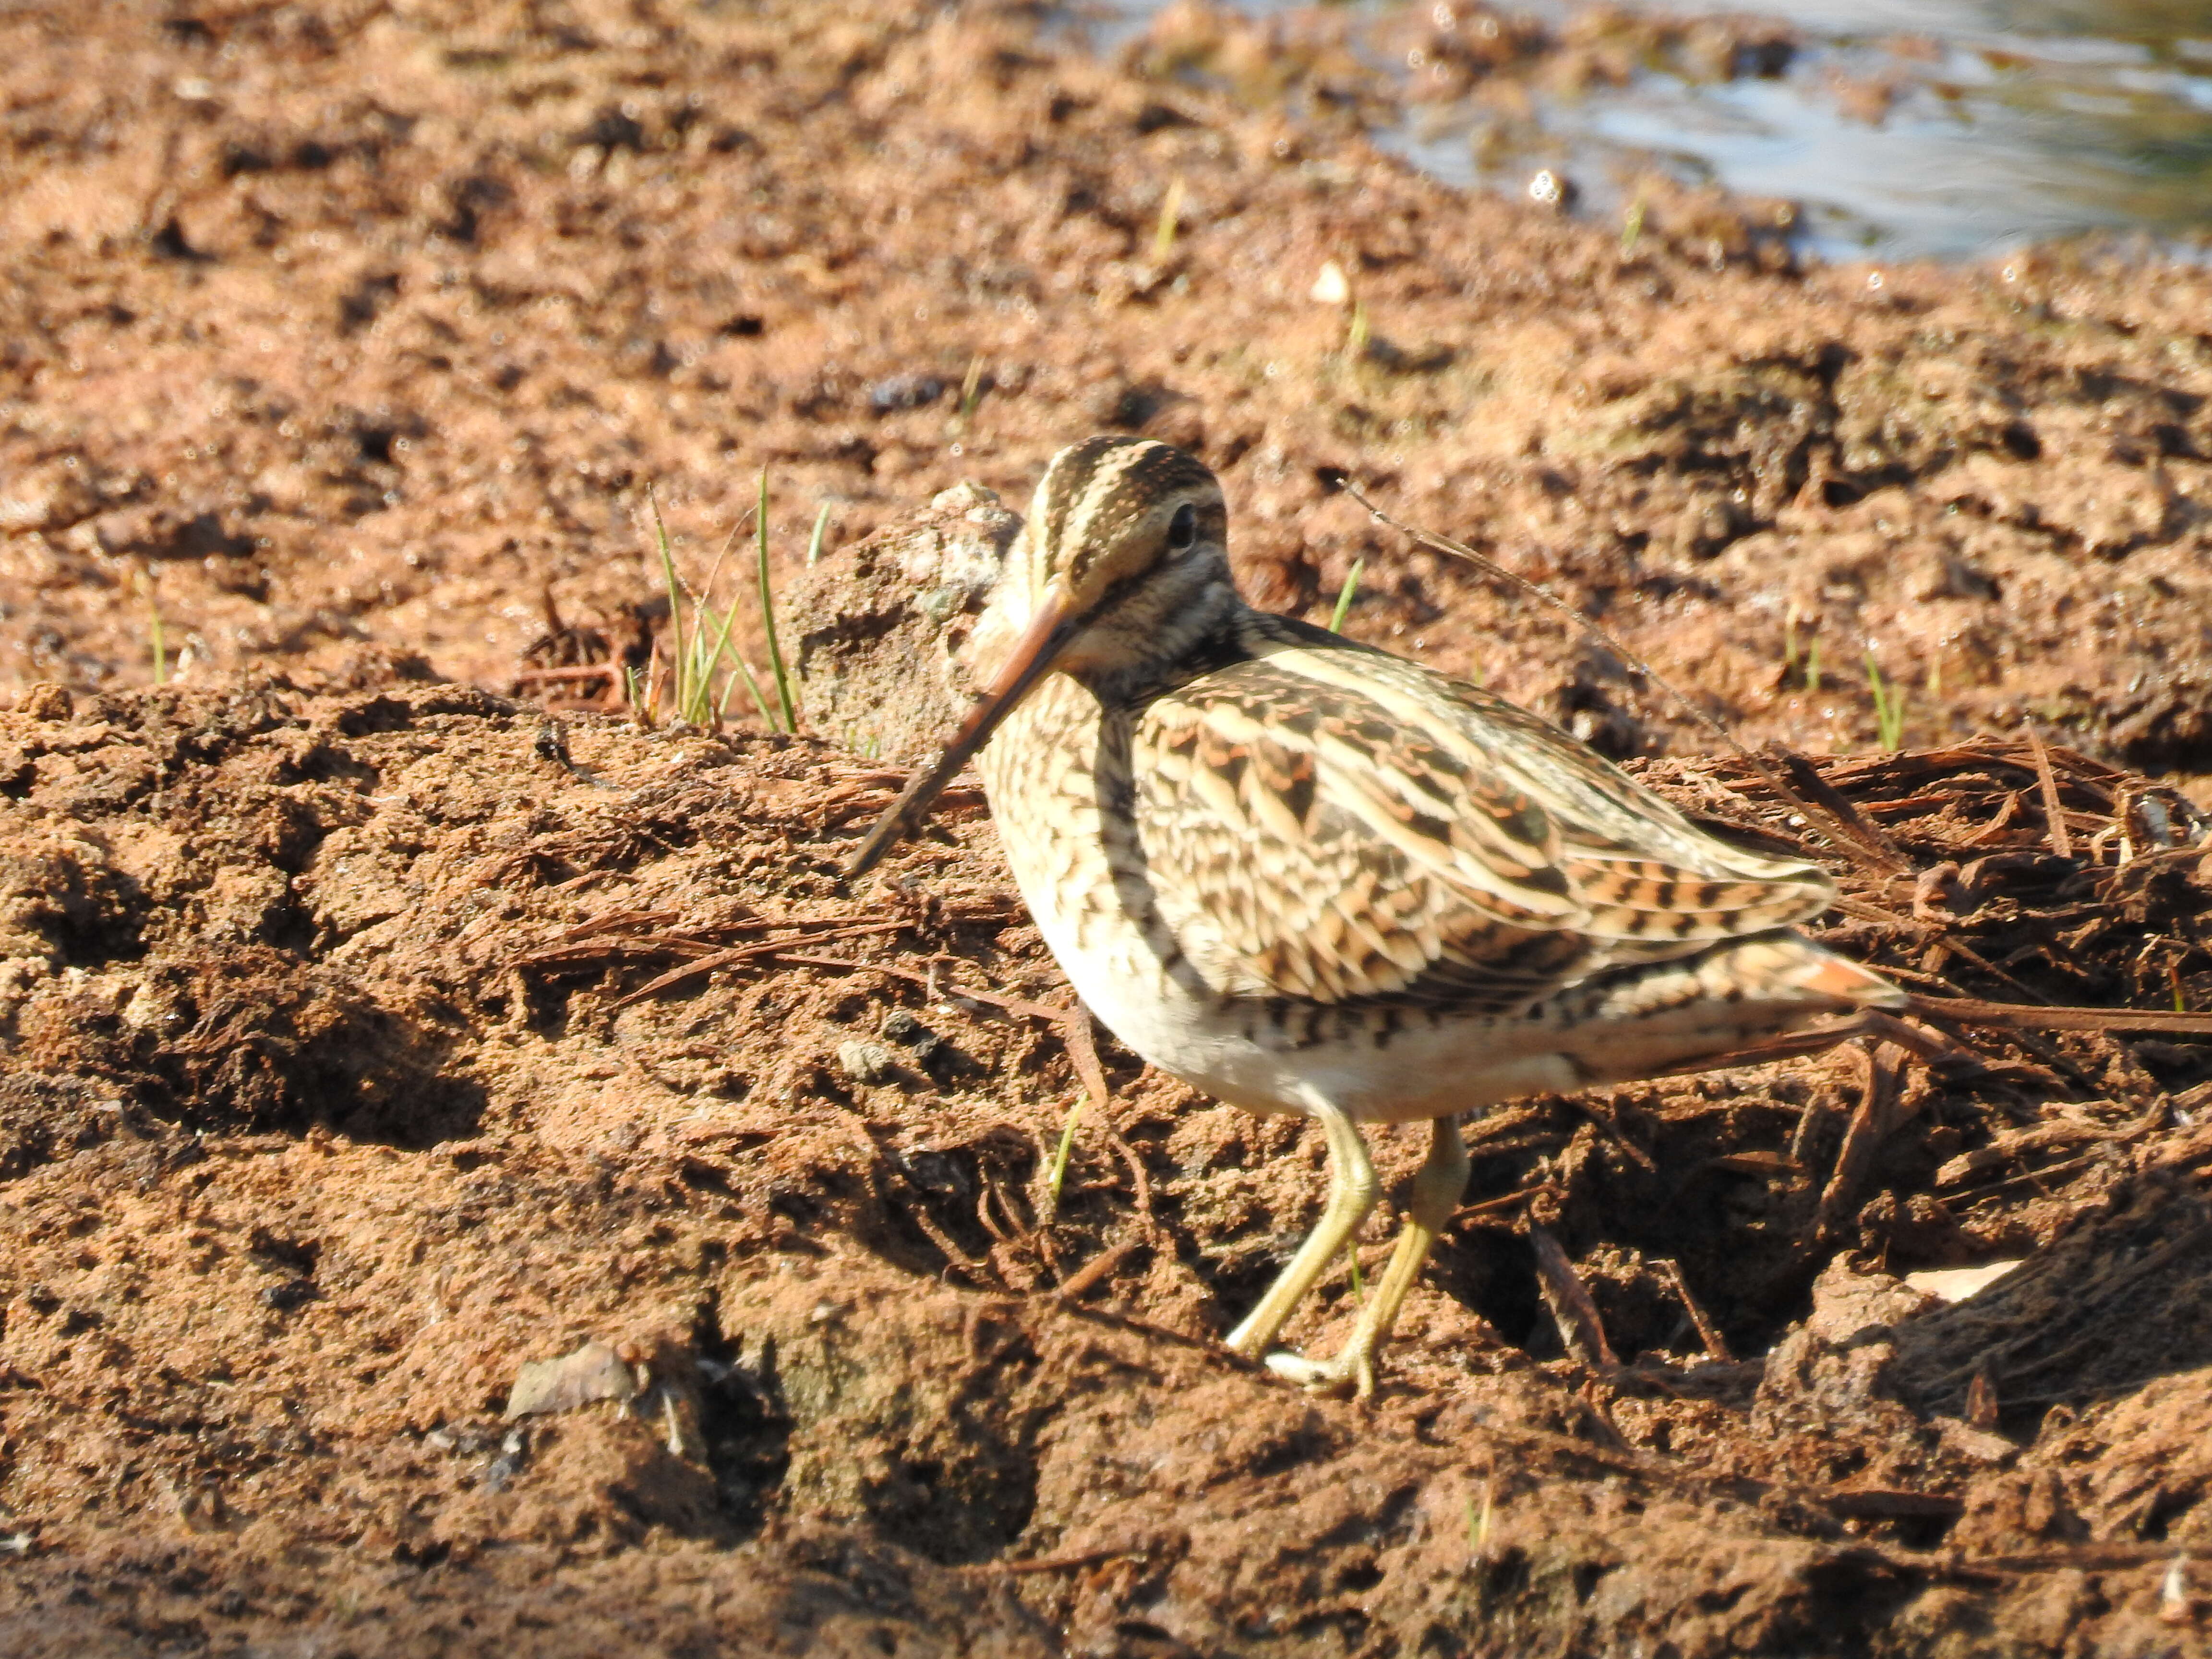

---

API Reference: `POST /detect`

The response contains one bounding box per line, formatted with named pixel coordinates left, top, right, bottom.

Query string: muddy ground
left=4, top=0, right=2211, bottom=771
left=3, top=2, right=2212, bottom=1656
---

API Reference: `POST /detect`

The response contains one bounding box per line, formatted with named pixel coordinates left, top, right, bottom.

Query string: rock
left=782, top=481, right=1020, bottom=767
left=866, top=372, right=945, bottom=412
left=1933, top=1416, right=2018, bottom=1466
left=1750, top=1258, right=1936, bottom=1441
left=1904, top=1260, right=2025, bottom=1305
left=837, top=1040, right=896, bottom=1085
left=505, top=1338, right=640, bottom=1420
left=15, top=684, right=70, bottom=721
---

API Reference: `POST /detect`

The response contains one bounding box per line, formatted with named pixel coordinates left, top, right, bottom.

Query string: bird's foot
left=1259, top=1347, right=1376, bottom=1400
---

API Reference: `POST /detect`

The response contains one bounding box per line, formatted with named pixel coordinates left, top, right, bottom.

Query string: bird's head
left=846, top=436, right=1231, bottom=875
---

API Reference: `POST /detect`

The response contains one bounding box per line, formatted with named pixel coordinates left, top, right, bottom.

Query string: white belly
left=1008, top=844, right=1585, bottom=1125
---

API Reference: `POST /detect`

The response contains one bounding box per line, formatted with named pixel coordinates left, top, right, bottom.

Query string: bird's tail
left=1551, top=930, right=1904, bottom=1083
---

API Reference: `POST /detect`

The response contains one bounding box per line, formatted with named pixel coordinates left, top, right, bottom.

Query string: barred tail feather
left=1542, top=931, right=1903, bottom=1085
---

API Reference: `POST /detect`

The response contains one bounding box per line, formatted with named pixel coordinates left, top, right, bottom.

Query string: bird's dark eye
left=1166, top=502, right=1198, bottom=551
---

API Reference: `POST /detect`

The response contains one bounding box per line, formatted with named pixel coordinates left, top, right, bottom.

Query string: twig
left=1766, top=750, right=1915, bottom=870
left=973, top=1166, right=1017, bottom=1247
left=1054, top=1007, right=1114, bottom=1126
left=1569, top=1098, right=1657, bottom=1174
left=522, top=910, right=880, bottom=960
left=1942, top=1155, right=2096, bottom=1203
left=1054, top=1230, right=1148, bottom=1302
left=2025, top=722, right=2073, bottom=860
left=1529, top=1225, right=1618, bottom=1367
left=515, top=663, right=623, bottom=685
left=1659, top=1259, right=1735, bottom=1362
left=605, top=923, right=904, bottom=1005
left=1908, top=994, right=2212, bottom=1036
left=967, top=1546, right=1136, bottom=1576
left=1969, top=1542, right=2208, bottom=1574
left=1827, top=896, right=2056, bottom=1006
left=1814, top=1041, right=1908, bottom=1242
left=1646, top=1009, right=1967, bottom=1078
left=545, top=908, right=681, bottom=942
left=1455, top=1183, right=1560, bottom=1225
left=1961, top=790, right=2025, bottom=846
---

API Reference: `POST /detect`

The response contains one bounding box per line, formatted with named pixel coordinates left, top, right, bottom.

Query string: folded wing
left=1127, top=625, right=1836, bottom=1013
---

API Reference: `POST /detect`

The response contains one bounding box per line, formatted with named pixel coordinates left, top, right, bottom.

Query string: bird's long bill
left=843, top=583, right=1076, bottom=878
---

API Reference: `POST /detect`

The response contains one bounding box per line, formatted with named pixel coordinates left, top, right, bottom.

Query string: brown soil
left=3, top=3, right=2212, bottom=1656
left=3, top=666, right=2211, bottom=1657
left=4, top=0, right=2211, bottom=776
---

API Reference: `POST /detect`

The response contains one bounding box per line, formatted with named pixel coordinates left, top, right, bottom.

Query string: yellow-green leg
left=1266, top=1115, right=1469, bottom=1399
left=1224, top=1105, right=1379, bottom=1363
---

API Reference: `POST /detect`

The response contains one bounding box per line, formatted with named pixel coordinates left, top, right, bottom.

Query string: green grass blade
left=649, top=486, right=685, bottom=724
left=1042, top=1101, right=1082, bottom=1226
left=1328, top=558, right=1365, bottom=633
left=687, top=505, right=763, bottom=725
left=756, top=469, right=797, bottom=733
left=1151, top=174, right=1185, bottom=264
left=723, top=648, right=776, bottom=726
left=694, top=595, right=747, bottom=731
left=1864, top=648, right=1906, bottom=750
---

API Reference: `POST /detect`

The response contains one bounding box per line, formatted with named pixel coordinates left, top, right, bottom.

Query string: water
left=1073, top=0, right=2212, bottom=261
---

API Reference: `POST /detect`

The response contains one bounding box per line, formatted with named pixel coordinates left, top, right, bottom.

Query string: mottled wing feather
left=1126, top=618, right=1834, bottom=1012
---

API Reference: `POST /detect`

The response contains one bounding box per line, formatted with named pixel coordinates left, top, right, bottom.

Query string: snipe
left=849, top=436, right=1902, bottom=1396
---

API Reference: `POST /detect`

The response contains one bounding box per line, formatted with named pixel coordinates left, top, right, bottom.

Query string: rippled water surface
left=1083, top=0, right=2212, bottom=260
